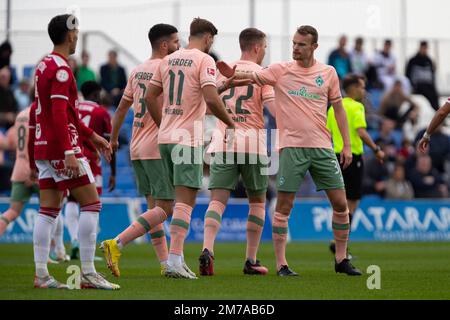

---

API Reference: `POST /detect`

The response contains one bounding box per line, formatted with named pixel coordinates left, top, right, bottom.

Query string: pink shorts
left=36, top=158, right=95, bottom=191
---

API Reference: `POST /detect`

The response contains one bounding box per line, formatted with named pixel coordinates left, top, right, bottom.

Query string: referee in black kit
left=326, top=74, right=385, bottom=257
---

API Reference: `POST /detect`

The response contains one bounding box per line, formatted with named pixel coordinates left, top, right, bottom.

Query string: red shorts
left=36, top=158, right=95, bottom=191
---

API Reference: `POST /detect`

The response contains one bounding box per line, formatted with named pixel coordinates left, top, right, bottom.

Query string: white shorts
left=36, top=157, right=95, bottom=191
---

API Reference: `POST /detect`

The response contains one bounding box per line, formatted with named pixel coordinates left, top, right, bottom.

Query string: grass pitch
left=0, top=242, right=449, bottom=300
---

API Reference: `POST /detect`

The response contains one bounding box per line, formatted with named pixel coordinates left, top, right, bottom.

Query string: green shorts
left=277, top=147, right=345, bottom=192
left=132, top=159, right=175, bottom=200
left=209, top=152, right=269, bottom=196
left=159, top=144, right=203, bottom=189
left=10, top=181, right=40, bottom=203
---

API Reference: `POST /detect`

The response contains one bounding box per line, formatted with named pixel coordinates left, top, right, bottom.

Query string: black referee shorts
left=336, top=153, right=364, bottom=200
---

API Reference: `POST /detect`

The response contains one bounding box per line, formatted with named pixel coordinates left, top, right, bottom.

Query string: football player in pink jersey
left=31, top=14, right=118, bottom=289
left=418, top=97, right=450, bottom=152
left=100, top=24, right=182, bottom=278
left=146, top=18, right=235, bottom=279
left=199, top=28, right=275, bottom=276
left=0, top=104, right=39, bottom=238
left=218, top=25, right=362, bottom=276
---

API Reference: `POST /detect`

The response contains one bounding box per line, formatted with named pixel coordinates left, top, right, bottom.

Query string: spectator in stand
left=68, top=56, right=79, bottom=80
left=14, top=79, right=31, bottom=111
left=0, top=67, right=18, bottom=129
left=385, top=163, right=414, bottom=200
left=77, top=50, right=96, bottom=90
left=373, top=118, right=398, bottom=147
left=350, top=37, right=369, bottom=76
left=328, top=35, right=352, bottom=80
left=406, top=41, right=439, bottom=110
left=0, top=41, right=14, bottom=85
left=100, top=50, right=127, bottom=106
left=362, top=141, right=391, bottom=197
left=379, top=80, right=418, bottom=129
left=408, top=154, right=448, bottom=198
left=373, top=39, right=395, bottom=90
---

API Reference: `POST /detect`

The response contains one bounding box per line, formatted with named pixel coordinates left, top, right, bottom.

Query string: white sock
left=33, top=214, right=56, bottom=277
left=79, top=211, right=99, bottom=274
left=53, top=214, right=65, bottom=256
left=168, top=253, right=182, bottom=266
left=65, top=201, right=79, bottom=243
left=160, top=260, right=168, bottom=267
left=114, top=236, right=123, bottom=250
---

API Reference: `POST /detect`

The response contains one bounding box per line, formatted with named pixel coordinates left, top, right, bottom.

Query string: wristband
left=64, top=150, right=75, bottom=156
left=374, top=145, right=381, bottom=153
left=423, top=132, right=431, bottom=140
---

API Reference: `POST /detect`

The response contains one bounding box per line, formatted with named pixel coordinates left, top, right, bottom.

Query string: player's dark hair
left=343, top=74, right=365, bottom=92
left=81, top=81, right=102, bottom=100
left=48, top=14, right=78, bottom=45
left=239, top=28, right=266, bottom=52
left=296, top=25, right=318, bottom=44
left=148, top=23, right=178, bottom=48
left=190, top=18, right=218, bottom=37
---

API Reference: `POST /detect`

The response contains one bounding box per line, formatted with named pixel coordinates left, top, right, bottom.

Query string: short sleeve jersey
left=150, top=48, right=217, bottom=147
left=327, top=97, right=366, bottom=155
left=208, top=60, right=274, bottom=155
left=10, top=106, right=32, bottom=182
left=123, top=59, right=162, bottom=160
left=253, top=60, right=342, bottom=150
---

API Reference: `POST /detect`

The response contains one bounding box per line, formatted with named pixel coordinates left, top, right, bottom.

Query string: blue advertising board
left=1, top=197, right=449, bottom=243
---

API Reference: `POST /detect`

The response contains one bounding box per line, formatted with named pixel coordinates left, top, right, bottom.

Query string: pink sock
left=202, top=200, right=226, bottom=253
left=169, top=203, right=193, bottom=256
left=246, top=203, right=265, bottom=262
left=0, top=208, right=20, bottom=236
left=149, top=223, right=168, bottom=262
left=118, top=206, right=167, bottom=246
left=272, top=211, right=289, bottom=270
left=332, top=209, right=350, bottom=263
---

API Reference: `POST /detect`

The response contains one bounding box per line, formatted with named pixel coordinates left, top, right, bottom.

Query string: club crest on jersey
left=315, top=75, right=324, bottom=87
left=56, top=69, right=69, bottom=82
left=207, top=67, right=216, bottom=77
left=37, top=62, right=47, bottom=73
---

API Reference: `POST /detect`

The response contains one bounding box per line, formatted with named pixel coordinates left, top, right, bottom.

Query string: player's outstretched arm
left=145, top=84, right=163, bottom=127
left=332, top=100, right=353, bottom=169
left=111, top=98, right=133, bottom=152
left=202, top=84, right=235, bottom=133
left=418, top=101, right=450, bottom=153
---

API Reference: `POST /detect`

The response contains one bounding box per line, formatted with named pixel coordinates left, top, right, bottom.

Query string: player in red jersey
left=30, top=14, right=118, bottom=289
left=64, top=81, right=116, bottom=260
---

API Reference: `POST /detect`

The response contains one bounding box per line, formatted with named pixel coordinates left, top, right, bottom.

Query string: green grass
left=0, top=242, right=449, bottom=299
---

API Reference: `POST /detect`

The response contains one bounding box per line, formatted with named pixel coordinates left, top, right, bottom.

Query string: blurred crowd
left=0, top=35, right=448, bottom=200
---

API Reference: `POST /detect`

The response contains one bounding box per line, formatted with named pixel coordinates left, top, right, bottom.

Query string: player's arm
left=357, top=128, right=384, bottom=163
left=28, top=103, right=37, bottom=172
left=332, top=100, right=352, bottom=169
left=418, top=100, right=450, bottom=153
left=51, top=67, right=82, bottom=177
left=111, top=98, right=133, bottom=151
left=145, top=84, right=163, bottom=127
left=202, top=85, right=235, bottom=130
left=217, top=76, right=253, bottom=95
left=103, top=110, right=116, bottom=192
left=79, top=119, right=112, bottom=163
